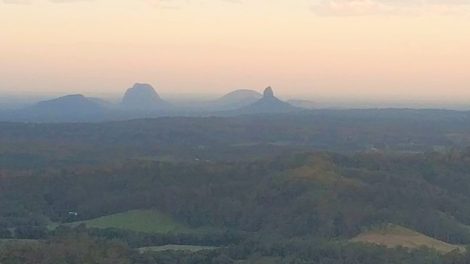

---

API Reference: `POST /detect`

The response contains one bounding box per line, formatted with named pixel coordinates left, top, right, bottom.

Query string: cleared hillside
left=352, top=224, right=466, bottom=253
left=68, top=210, right=191, bottom=234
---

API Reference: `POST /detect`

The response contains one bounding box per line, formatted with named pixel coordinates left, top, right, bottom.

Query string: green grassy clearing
left=138, top=245, right=218, bottom=253
left=66, top=209, right=191, bottom=234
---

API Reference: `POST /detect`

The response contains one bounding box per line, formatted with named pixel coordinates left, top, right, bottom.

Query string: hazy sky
left=2, top=0, right=470, bottom=101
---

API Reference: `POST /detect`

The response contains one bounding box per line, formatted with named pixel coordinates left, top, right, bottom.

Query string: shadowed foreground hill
left=5, top=152, right=470, bottom=244
left=4, top=147, right=470, bottom=262
left=2, top=110, right=470, bottom=263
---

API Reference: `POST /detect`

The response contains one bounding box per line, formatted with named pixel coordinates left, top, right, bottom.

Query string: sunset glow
left=2, top=0, right=470, bottom=101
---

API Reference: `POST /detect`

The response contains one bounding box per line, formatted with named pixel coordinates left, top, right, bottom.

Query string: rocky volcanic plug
left=240, top=87, right=298, bottom=113
left=121, top=83, right=171, bottom=111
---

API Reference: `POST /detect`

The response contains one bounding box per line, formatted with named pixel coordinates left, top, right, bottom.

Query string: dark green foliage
left=0, top=233, right=132, bottom=264
left=0, top=228, right=12, bottom=239
left=3, top=113, right=470, bottom=263
left=4, top=151, right=470, bottom=246
left=14, top=226, right=48, bottom=240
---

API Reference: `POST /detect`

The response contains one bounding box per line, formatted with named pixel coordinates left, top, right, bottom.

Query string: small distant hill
left=239, top=87, right=300, bottom=114
left=121, top=83, right=171, bottom=111
left=352, top=224, right=466, bottom=253
left=210, top=89, right=262, bottom=110
left=288, top=99, right=316, bottom=109
left=88, top=97, right=114, bottom=108
left=33, top=94, right=103, bottom=112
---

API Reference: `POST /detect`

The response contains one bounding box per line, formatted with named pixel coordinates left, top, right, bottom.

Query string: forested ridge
left=2, top=109, right=470, bottom=164
left=3, top=113, right=470, bottom=263
left=3, top=151, right=470, bottom=262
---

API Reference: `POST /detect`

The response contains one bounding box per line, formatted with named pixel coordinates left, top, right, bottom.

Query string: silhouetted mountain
left=239, top=87, right=300, bottom=114
left=4, top=94, right=107, bottom=122
left=33, top=94, right=103, bottom=111
left=210, top=89, right=262, bottom=110
left=121, top=83, right=171, bottom=111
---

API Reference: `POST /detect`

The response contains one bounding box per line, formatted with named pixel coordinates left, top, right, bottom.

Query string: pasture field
left=352, top=224, right=466, bottom=253
left=0, top=239, right=40, bottom=248
left=68, top=210, right=191, bottom=234
left=138, top=245, right=218, bottom=253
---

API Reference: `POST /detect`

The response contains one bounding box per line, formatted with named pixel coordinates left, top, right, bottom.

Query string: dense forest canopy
left=1, top=109, right=470, bottom=166
left=2, top=110, right=470, bottom=263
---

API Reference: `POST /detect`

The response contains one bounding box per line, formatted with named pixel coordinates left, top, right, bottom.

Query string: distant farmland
left=352, top=224, right=466, bottom=254
left=68, top=210, right=190, bottom=234
left=138, top=245, right=218, bottom=253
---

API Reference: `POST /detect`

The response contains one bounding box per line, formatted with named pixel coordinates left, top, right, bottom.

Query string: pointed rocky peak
left=263, top=87, right=275, bottom=98
left=239, top=86, right=299, bottom=114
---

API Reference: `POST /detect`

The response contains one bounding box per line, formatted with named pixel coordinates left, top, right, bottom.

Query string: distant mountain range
left=0, top=84, right=306, bottom=122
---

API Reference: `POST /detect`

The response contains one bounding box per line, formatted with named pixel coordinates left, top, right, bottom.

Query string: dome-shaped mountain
left=16, top=94, right=107, bottom=122
left=240, top=87, right=299, bottom=114
left=121, top=83, right=171, bottom=111
left=210, top=89, right=262, bottom=110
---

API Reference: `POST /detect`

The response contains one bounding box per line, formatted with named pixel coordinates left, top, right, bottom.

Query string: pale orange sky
left=2, top=0, right=470, bottom=101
